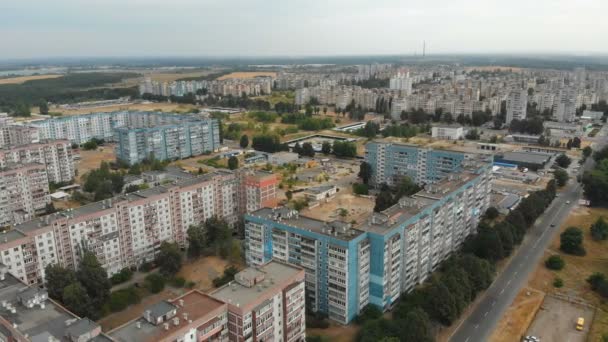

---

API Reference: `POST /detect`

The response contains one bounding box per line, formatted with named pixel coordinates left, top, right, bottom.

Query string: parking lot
left=525, top=295, right=594, bottom=342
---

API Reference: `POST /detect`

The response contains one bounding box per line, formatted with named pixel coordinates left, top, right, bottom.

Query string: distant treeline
left=0, top=72, right=139, bottom=115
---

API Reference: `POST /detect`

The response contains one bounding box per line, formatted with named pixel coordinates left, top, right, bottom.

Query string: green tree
left=45, top=264, right=77, bottom=300
left=239, top=134, right=249, bottom=148
left=76, top=251, right=111, bottom=312
left=556, top=154, right=572, bottom=168
left=301, top=142, right=315, bottom=157
left=399, top=308, right=434, bottom=342
left=425, top=280, right=458, bottom=325
left=156, top=242, right=182, bottom=277
left=484, top=206, right=500, bottom=220
left=187, top=224, right=207, bottom=258
left=228, top=156, right=239, bottom=170
left=358, top=162, right=372, bottom=185
left=583, top=146, right=593, bottom=158
left=353, top=183, right=369, bottom=195
left=545, top=255, right=565, bottom=270
left=591, top=217, right=608, bottom=241
left=443, top=268, right=473, bottom=315
left=62, top=283, right=93, bottom=318
left=144, top=273, right=166, bottom=293
left=459, top=254, right=494, bottom=294
left=354, top=305, right=383, bottom=325
left=39, top=101, right=49, bottom=114
left=321, top=141, right=332, bottom=155
left=554, top=168, right=569, bottom=187
left=560, top=227, right=586, bottom=255
left=496, top=222, right=515, bottom=255
left=553, top=277, right=564, bottom=288
left=470, top=224, right=505, bottom=262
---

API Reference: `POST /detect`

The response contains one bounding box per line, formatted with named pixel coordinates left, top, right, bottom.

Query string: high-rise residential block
left=0, top=140, right=75, bottom=183
left=0, top=169, right=278, bottom=285
left=364, top=141, right=467, bottom=187
left=210, top=261, right=306, bottom=342
left=0, top=163, right=50, bottom=228
left=244, top=161, right=491, bottom=324
left=506, top=89, right=528, bottom=125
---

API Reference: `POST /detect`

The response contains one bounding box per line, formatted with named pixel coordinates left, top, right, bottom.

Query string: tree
left=332, top=141, right=357, bottom=158
left=62, top=283, right=93, bottom=318
left=82, top=140, right=98, bottom=151
left=286, top=190, right=293, bottom=200
left=358, top=162, right=372, bottom=185
left=553, top=168, right=569, bottom=187
left=144, top=273, right=166, bottom=293
left=228, top=156, right=239, bottom=170
left=459, top=254, right=494, bottom=294
left=239, top=134, right=249, bottom=148
left=591, top=217, right=608, bottom=241
left=484, top=207, right=499, bottom=220
left=45, top=264, right=77, bottom=300
left=157, top=242, right=182, bottom=277
left=399, top=308, right=434, bottom=342
left=425, top=280, right=458, bottom=325
left=545, top=255, right=565, bottom=270
left=496, top=222, right=515, bottom=255
left=76, top=251, right=111, bottom=317
left=465, top=129, right=480, bottom=140
left=470, top=224, right=504, bottom=262
left=301, top=142, right=315, bottom=157
left=354, top=305, right=383, bottom=324
left=583, top=146, right=593, bottom=158
left=187, top=224, right=207, bottom=258
left=353, top=183, right=369, bottom=195
left=39, top=101, right=49, bottom=114
left=321, top=141, right=331, bottom=155
left=572, top=137, right=582, bottom=148
left=556, top=154, right=572, bottom=168
left=560, top=227, right=586, bottom=255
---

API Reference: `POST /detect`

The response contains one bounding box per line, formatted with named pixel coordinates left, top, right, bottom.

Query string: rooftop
left=499, top=151, right=552, bottom=165
left=248, top=207, right=365, bottom=241
left=0, top=272, right=113, bottom=342
left=211, top=261, right=303, bottom=311
left=110, top=290, right=225, bottom=342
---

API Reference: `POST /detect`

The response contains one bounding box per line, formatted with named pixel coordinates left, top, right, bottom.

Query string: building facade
left=364, top=141, right=468, bottom=187
left=210, top=261, right=306, bottom=342
left=0, top=163, right=50, bottom=228
left=0, top=140, right=75, bottom=183
left=244, top=163, right=492, bottom=324
left=431, top=125, right=464, bottom=140
left=0, top=169, right=276, bottom=285
left=506, top=89, right=528, bottom=125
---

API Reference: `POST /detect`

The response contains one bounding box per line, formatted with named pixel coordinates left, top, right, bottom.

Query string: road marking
left=514, top=271, right=518, bottom=276
left=465, top=337, right=470, bottom=342
left=500, top=289, right=504, bottom=294
left=484, top=311, right=488, bottom=317
left=475, top=324, right=479, bottom=329
left=492, top=300, right=496, bottom=307
left=506, top=279, right=512, bottom=286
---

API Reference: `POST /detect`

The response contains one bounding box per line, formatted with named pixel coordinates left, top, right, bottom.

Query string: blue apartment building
left=244, top=146, right=492, bottom=324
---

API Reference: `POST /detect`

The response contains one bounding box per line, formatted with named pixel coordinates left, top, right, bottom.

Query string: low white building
left=431, top=125, right=464, bottom=140
left=303, top=185, right=338, bottom=201
left=582, top=110, right=604, bottom=120
left=267, top=152, right=299, bottom=165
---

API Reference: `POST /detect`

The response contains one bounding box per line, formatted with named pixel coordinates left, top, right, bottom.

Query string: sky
left=1, top=0, right=607, bottom=59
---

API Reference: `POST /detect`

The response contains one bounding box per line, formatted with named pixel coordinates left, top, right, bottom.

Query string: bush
left=591, top=217, right=608, bottom=241
left=306, top=313, right=330, bottom=329
left=352, top=183, right=369, bottom=195
left=212, top=266, right=239, bottom=288
left=354, top=305, right=383, bottom=324
left=108, top=286, right=140, bottom=312
left=560, top=227, right=586, bottom=256
left=553, top=277, right=564, bottom=288
left=144, top=273, right=165, bottom=294
left=139, top=261, right=154, bottom=272
left=170, top=276, right=186, bottom=288
left=110, top=268, right=133, bottom=285
left=484, top=207, right=500, bottom=220
left=545, top=255, right=565, bottom=270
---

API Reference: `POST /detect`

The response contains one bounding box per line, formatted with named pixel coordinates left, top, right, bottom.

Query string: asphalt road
left=451, top=128, right=608, bottom=342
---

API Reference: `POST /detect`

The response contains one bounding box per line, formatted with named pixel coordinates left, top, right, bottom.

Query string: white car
left=566, top=200, right=571, bottom=204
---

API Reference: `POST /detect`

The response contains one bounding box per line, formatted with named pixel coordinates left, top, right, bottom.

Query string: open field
left=50, top=102, right=198, bottom=116
left=217, top=71, right=277, bottom=80
left=490, top=288, right=545, bottom=342
left=99, top=289, right=177, bottom=331
left=0, top=74, right=63, bottom=84
left=493, top=206, right=608, bottom=342
left=176, top=256, right=232, bottom=292
left=526, top=295, right=594, bottom=342
left=143, top=69, right=216, bottom=82
left=75, top=145, right=116, bottom=182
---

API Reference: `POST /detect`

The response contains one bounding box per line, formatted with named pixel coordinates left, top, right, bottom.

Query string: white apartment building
left=506, top=90, right=528, bottom=125
left=0, top=140, right=75, bottom=183
left=389, top=72, right=413, bottom=95
left=431, top=125, right=464, bottom=140
left=391, top=98, right=408, bottom=121
left=0, top=164, right=51, bottom=228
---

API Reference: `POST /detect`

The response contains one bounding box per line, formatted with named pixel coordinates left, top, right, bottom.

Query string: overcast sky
left=1, top=0, right=607, bottom=59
